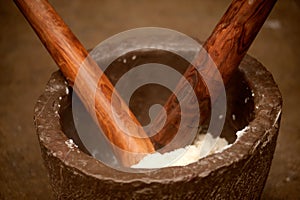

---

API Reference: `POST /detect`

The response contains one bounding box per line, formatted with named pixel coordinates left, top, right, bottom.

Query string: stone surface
left=0, top=0, right=299, bottom=199
left=33, top=54, right=281, bottom=199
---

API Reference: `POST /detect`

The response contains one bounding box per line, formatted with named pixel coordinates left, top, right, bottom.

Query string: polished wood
left=150, top=0, right=277, bottom=150
left=14, top=0, right=154, bottom=166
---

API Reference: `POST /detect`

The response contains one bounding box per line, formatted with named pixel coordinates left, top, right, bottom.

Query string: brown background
left=0, top=0, right=299, bottom=199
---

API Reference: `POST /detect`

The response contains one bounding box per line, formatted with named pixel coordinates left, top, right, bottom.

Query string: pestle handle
left=14, top=0, right=154, bottom=166
left=151, top=0, right=277, bottom=150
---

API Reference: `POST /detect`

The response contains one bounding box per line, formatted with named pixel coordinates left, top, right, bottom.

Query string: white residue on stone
left=218, top=114, right=224, bottom=119
left=273, top=109, right=282, bottom=127
left=252, top=92, right=255, bottom=97
left=132, top=133, right=229, bottom=169
left=245, top=97, right=250, bottom=103
left=251, top=126, right=257, bottom=131
left=232, top=114, right=236, bottom=121
left=64, top=81, right=68, bottom=85
left=34, top=107, right=39, bottom=112
left=73, top=171, right=79, bottom=175
left=65, top=139, right=78, bottom=149
left=133, top=124, right=252, bottom=169
left=58, top=104, right=61, bottom=108
left=132, top=55, right=137, bottom=60
left=123, top=58, right=127, bottom=64
left=65, top=87, right=69, bottom=95
left=255, top=106, right=259, bottom=109
left=236, top=126, right=250, bottom=139
left=59, top=96, right=62, bottom=100
left=218, top=143, right=232, bottom=152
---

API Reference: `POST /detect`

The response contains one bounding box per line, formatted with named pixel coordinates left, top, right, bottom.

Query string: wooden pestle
left=15, top=0, right=277, bottom=166
left=150, top=0, right=277, bottom=150
left=14, top=0, right=155, bottom=167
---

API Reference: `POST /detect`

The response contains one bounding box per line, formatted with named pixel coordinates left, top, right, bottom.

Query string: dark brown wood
left=150, top=0, right=277, bottom=150
left=14, top=0, right=154, bottom=166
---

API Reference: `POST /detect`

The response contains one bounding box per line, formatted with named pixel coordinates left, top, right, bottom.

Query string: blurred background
left=0, top=0, right=299, bottom=199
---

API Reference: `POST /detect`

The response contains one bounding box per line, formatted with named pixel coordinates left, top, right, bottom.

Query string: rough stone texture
left=34, top=54, right=282, bottom=199
left=2, top=1, right=298, bottom=199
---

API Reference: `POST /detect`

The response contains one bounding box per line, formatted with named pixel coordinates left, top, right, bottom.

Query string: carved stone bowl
left=34, top=51, right=282, bottom=199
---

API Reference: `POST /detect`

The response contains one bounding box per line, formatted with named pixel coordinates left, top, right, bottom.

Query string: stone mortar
left=34, top=53, right=282, bottom=199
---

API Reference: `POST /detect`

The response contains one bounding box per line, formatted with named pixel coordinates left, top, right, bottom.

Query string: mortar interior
left=59, top=49, right=254, bottom=168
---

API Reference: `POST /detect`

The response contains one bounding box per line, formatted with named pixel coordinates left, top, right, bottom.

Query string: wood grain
left=150, top=0, right=277, bottom=151
left=14, top=0, right=154, bottom=166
